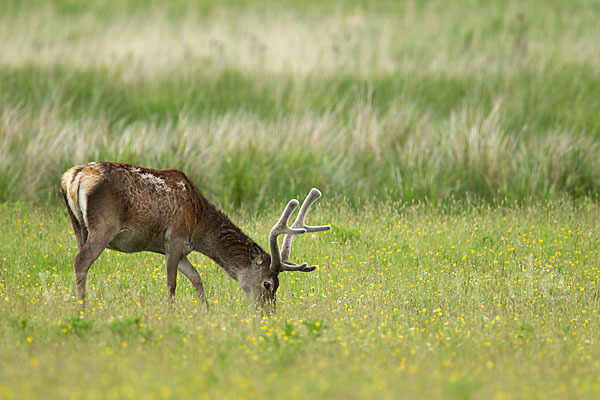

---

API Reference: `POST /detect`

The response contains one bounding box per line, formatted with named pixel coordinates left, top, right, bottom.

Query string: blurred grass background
left=1, top=0, right=599, bottom=209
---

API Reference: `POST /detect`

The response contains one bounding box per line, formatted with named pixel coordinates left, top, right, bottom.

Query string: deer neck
left=193, top=205, right=263, bottom=281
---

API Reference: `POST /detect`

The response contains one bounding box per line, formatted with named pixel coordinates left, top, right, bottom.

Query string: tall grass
left=1, top=0, right=599, bottom=208
left=2, top=101, right=599, bottom=208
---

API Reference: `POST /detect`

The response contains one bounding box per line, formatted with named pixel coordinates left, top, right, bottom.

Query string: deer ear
left=250, top=244, right=264, bottom=265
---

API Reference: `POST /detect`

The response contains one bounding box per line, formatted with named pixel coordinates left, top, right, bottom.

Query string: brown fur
left=61, top=162, right=275, bottom=307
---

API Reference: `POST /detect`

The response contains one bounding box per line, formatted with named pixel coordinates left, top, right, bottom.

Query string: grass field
left=2, top=0, right=600, bottom=398
left=2, top=201, right=600, bottom=399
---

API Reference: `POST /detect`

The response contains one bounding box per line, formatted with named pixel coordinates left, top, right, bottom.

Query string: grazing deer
left=60, top=162, right=329, bottom=308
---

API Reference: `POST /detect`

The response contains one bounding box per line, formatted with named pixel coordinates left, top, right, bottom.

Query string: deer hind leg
left=165, top=250, right=182, bottom=302
left=177, top=256, right=208, bottom=307
left=73, top=226, right=118, bottom=306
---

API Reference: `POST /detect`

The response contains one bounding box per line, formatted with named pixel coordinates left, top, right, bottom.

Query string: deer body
left=61, top=161, right=329, bottom=307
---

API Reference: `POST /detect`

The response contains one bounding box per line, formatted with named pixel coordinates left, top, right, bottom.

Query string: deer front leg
left=165, top=250, right=182, bottom=302
left=177, top=256, right=209, bottom=307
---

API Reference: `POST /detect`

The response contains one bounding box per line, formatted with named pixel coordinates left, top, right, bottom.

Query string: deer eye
left=263, top=281, right=272, bottom=291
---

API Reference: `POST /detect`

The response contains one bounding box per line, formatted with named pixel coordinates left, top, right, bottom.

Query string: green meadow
left=2, top=201, right=600, bottom=399
left=1, top=0, right=600, bottom=398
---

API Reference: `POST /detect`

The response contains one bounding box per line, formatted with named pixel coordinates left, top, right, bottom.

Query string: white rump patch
left=62, top=164, right=104, bottom=228
left=78, top=179, right=89, bottom=227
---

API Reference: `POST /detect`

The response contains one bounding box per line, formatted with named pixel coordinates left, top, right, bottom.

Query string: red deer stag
left=60, top=162, right=329, bottom=308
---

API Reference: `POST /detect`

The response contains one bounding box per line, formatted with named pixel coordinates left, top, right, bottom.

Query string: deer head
left=246, top=188, right=330, bottom=307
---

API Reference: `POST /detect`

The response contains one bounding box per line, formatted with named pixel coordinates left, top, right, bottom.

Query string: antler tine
left=269, top=199, right=307, bottom=273
left=280, top=261, right=314, bottom=272
left=281, top=188, right=331, bottom=263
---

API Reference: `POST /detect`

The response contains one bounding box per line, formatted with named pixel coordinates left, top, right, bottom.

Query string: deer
left=60, top=161, right=330, bottom=309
